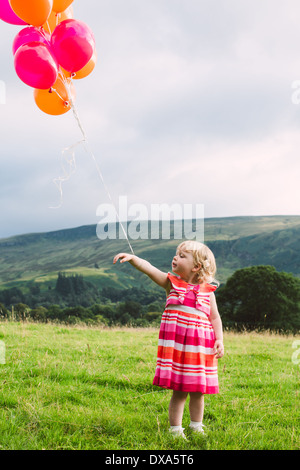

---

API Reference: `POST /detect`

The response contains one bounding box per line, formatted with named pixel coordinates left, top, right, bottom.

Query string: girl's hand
left=113, top=253, right=135, bottom=264
left=113, top=252, right=170, bottom=290
left=214, top=340, right=224, bottom=359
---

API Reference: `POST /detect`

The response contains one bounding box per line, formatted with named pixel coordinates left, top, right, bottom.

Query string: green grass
left=0, top=322, right=298, bottom=450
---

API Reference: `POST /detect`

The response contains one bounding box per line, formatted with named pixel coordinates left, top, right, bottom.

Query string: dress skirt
left=153, top=304, right=219, bottom=394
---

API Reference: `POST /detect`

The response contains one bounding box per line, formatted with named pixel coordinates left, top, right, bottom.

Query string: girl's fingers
left=120, top=255, right=131, bottom=263
left=113, top=254, right=121, bottom=264
left=113, top=253, right=129, bottom=264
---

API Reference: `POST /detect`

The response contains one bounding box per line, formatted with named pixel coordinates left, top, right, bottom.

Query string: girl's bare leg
left=168, top=390, right=188, bottom=426
left=189, top=392, right=204, bottom=422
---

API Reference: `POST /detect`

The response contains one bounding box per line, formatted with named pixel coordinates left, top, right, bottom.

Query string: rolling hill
left=0, top=215, right=299, bottom=294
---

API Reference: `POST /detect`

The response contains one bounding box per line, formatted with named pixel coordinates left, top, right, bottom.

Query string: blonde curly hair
left=176, top=240, right=218, bottom=285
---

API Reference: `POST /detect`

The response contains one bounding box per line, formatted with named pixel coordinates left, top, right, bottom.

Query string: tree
left=47, top=304, right=63, bottom=321
left=115, top=300, right=142, bottom=324
left=101, top=286, right=123, bottom=302
left=55, top=272, right=73, bottom=296
left=0, top=287, right=24, bottom=306
left=13, top=303, right=30, bottom=321
left=0, top=303, right=9, bottom=319
left=217, top=265, right=300, bottom=332
left=62, top=305, right=93, bottom=322
left=29, top=306, right=47, bottom=322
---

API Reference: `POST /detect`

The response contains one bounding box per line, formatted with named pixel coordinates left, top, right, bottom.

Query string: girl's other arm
left=113, top=253, right=170, bottom=290
left=210, top=293, right=224, bottom=358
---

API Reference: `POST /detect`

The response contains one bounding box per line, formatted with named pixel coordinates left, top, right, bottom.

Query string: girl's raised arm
left=113, top=253, right=170, bottom=290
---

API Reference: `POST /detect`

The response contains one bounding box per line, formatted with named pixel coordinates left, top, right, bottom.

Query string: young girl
left=113, top=240, right=224, bottom=439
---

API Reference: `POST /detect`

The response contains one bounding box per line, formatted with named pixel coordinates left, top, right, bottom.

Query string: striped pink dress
left=153, top=273, right=219, bottom=394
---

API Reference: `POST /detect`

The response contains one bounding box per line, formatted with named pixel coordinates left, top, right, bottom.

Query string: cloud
left=0, top=0, right=300, bottom=238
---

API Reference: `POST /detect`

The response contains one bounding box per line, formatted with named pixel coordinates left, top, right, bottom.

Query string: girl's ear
left=192, top=264, right=202, bottom=273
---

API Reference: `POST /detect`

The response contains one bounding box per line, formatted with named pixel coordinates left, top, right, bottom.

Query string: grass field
left=0, top=322, right=298, bottom=450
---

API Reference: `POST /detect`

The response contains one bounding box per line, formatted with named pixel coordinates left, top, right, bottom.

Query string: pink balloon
left=14, top=41, right=58, bottom=89
left=12, top=26, right=51, bottom=55
left=0, top=0, right=26, bottom=25
left=51, top=19, right=95, bottom=73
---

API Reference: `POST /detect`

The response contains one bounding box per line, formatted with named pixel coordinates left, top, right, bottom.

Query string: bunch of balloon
left=0, top=0, right=96, bottom=115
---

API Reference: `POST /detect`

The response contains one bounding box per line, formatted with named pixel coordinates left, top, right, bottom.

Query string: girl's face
left=172, top=248, right=197, bottom=281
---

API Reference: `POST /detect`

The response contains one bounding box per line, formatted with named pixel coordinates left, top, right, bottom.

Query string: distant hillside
left=0, top=215, right=299, bottom=292
left=209, top=225, right=300, bottom=281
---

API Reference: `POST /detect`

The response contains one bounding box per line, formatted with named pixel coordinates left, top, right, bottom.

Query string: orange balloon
left=59, top=52, right=97, bottom=81
left=60, top=51, right=97, bottom=80
left=73, top=50, right=97, bottom=80
left=33, top=76, right=75, bottom=115
left=9, top=0, right=53, bottom=26
left=42, top=6, right=73, bottom=34
left=59, top=67, right=72, bottom=79
left=52, top=0, right=73, bottom=13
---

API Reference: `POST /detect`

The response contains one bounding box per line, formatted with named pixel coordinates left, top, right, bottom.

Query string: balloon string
left=44, top=22, right=51, bottom=34
left=83, top=139, right=135, bottom=256
left=51, top=77, right=135, bottom=255
left=50, top=86, right=65, bottom=102
left=49, top=141, right=78, bottom=209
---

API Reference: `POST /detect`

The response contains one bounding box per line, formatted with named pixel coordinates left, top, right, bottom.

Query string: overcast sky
left=1, top=0, right=300, bottom=239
